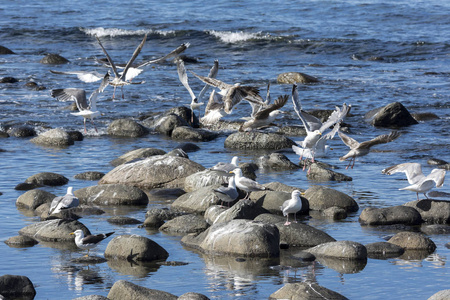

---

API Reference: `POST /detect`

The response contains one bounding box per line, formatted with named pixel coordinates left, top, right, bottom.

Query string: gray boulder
left=304, top=186, right=359, bottom=212
left=365, top=102, right=418, bottom=127
left=107, top=280, right=177, bottom=300
left=270, top=282, right=348, bottom=300
left=107, top=216, right=142, bottom=225
left=171, top=185, right=220, bottom=214
left=184, top=170, right=230, bottom=193
left=0, top=275, right=36, bottom=299
left=99, top=155, right=205, bottom=189
left=4, top=235, right=38, bottom=247
left=74, top=171, right=105, bottom=181
left=421, top=224, right=450, bottom=235
left=403, top=199, right=450, bottom=224
left=204, top=205, right=228, bottom=224
left=306, top=163, right=353, bottom=181
left=428, top=289, right=450, bottom=300
left=306, top=240, right=367, bottom=260
left=154, top=114, right=189, bottom=136
left=365, top=242, right=405, bottom=259
left=25, top=172, right=69, bottom=186
left=257, top=153, right=300, bottom=170
left=276, top=222, right=336, bottom=247
left=16, top=189, right=56, bottom=210
left=178, top=292, right=210, bottom=300
left=19, top=219, right=90, bottom=242
left=171, top=126, right=218, bottom=142
left=75, top=184, right=148, bottom=206
left=159, top=214, right=209, bottom=234
left=7, top=125, right=36, bottom=137
left=224, top=132, right=295, bottom=150
left=321, top=206, right=348, bottom=220
left=40, top=53, right=69, bottom=64
left=359, top=206, right=423, bottom=226
left=107, top=119, right=148, bottom=137
left=110, top=148, right=166, bottom=166
left=212, top=199, right=269, bottom=224
left=30, top=128, right=74, bottom=147
left=104, top=235, right=169, bottom=262
left=276, top=72, right=319, bottom=84
left=251, top=190, right=309, bottom=215
left=72, top=295, right=109, bottom=300
left=181, top=219, right=280, bottom=257
left=388, top=232, right=436, bottom=252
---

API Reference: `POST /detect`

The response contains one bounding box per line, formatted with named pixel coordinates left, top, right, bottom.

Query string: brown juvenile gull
left=382, top=162, right=446, bottom=200
left=51, top=72, right=110, bottom=133
left=49, top=186, right=79, bottom=215
left=339, top=130, right=401, bottom=169
left=239, top=94, right=288, bottom=132
left=280, top=190, right=303, bottom=226
left=70, top=229, right=114, bottom=256
left=213, top=176, right=239, bottom=207
left=230, top=168, right=266, bottom=199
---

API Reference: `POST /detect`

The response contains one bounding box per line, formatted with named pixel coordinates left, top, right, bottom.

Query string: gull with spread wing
left=239, top=94, right=288, bottom=132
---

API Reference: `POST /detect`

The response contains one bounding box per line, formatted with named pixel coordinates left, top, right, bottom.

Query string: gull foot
left=284, top=221, right=291, bottom=226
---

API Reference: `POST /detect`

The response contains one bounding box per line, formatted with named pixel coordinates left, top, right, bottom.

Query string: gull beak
left=300, top=192, right=306, bottom=196
left=70, top=232, right=75, bottom=235
left=330, top=148, right=334, bottom=151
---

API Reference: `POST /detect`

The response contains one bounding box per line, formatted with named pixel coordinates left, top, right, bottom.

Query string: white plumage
left=49, top=186, right=79, bottom=215
left=70, top=229, right=114, bottom=256
left=230, top=168, right=265, bottom=199
left=280, top=190, right=303, bottom=226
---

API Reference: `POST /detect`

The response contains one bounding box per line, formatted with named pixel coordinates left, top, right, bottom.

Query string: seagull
left=70, top=229, right=114, bottom=256
left=210, top=156, right=240, bottom=173
left=339, top=131, right=401, bottom=169
left=176, top=58, right=219, bottom=123
left=280, top=190, right=303, bottom=226
left=381, top=163, right=446, bottom=200
left=213, top=176, right=239, bottom=207
left=200, top=90, right=227, bottom=124
left=239, top=94, right=288, bottom=132
left=49, top=186, right=79, bottom=215
left=49, top=70, right=105, bottom=83
left=190, top=70, right=265, bottom=114
left=230, top=168, right=266, bottom=199
left=51, top=71, right=110, bottom=133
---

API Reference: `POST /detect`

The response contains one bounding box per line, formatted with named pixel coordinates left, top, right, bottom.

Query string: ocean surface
left=1, top=0, right=449, bottom=299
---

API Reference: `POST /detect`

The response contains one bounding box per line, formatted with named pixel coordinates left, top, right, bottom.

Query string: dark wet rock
left=446, top=243, right=450, bottom=249
left=171, top=126, right=219, bottom=142
left=224, top=132, right=296, bottom=150
left=257, top=152, right=300, bottom=170
left=237, top=162, right=258, bottom=180
left=388, top=231, right=436, bottom=252
left=250, top=190, right=309, bottom=215
left=99, top=155, right=205, bottom=190
left=171, top=185, right=220, bottom=214
left=421, top=224, right=450, bottom=235
left=321, top=206, right=348, bottom=220
left=19, top=219, right=90, bottom=242
left=291, top=250, right=316, bottom=262
left=365, top=102, right=418, bottom=127
left=72, top=205, right=105, bottom=216
left=212, top=199, right=270, bottom=224
left=14, top=182, right=43, bottom=191
left=184, top=169, right=230, bottom=193
left=359, top=205, right=423, bottom=226
left=174, top=142, right=200, bottom=152
left=428, top=289, right=450, bottom=300
left=178, top=292, right=210, bottom=300
left=107, top=280, right=177, bottom=300
left=0, top=275, right=36, bottom=299
left=30, top=128, right=74, bottom=147
left=142, top=214, right=165, bottom=228
left=0, top=76, right=18, bottom=83
left=107, top=216, right=142, bottom=225
left=403, top=199, right=450, bottom=224
left=159, top=214, right=209, bottom=234
left=306, top=240, right=367, bottom=260
left=24, top=81, right=46, bottom=91
left=67, top=130, right=84, bottom=141
left=7, top=125, right=36, bottom=137
left=276, top=72, right=319, bottom=84
left=25, top=171, right=69, bottom=186
left=71, top=256, right=107, bottom=264
left=427, top=158, right=448, bottom=166
left=110, top=147, right=166, bottom=166
left=306, top=163, right=353, bottom=181
left=148, top=188, right=186, bottom=201
left=75, top=184, right=148, bottom=206
left=412, top=112, right=439, bottom=121
left=145, top=208, right=183, bottom=221
left=0, top=130, right=9, bottom=138
left=40, top=53, right=69, bottom=64
left=73, top=295, right=109, bottom=300
left=315, top=255, right=367, bottom=274
left=4, top=235, right=38, bottom=247
left=74, top=171, right=105, bottom=181
left=276, top=222, right=336, bottom=247
left=270, top=282, right=348, bottom=300
left=107, top=118, right=149, bottom=137
left=166, top=148, right=189, bottom=158
left=16, top=189, right=56, bottom=210
left=104, top=235, right=169, bottom=261
left=154, top=113, right=189, bottom=136
left=0, top=45, right=15, bottom=54
left=181, top=219, right=280, bottom=258
left=169, top=106, right=199, bottom=127
left=365, top=242, right=405, bottom=259
left=304, top=185, right=359, bottom=212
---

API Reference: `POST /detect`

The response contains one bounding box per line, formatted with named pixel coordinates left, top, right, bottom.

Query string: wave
left=206, top=30, right=286, bottom=43
left=80, top=27, right=176, bottom=38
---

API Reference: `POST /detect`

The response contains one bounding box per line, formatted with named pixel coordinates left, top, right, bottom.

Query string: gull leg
left=351, top=157, right=356, bottom=169
left=121, top=86, right=124, bottom=99
left=424, top=193, right=429, bottom=199
left=284, top=214, right=291, bottom=226
left=112, top=86, right=117, bottom=99
left=83, top=118, right=87, bottom=134
left=91, top=119, right=98, bottom=133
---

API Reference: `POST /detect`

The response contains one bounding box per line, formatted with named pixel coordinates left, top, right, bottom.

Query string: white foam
left=80, top=27, right=175, bottom=37
left=207, top=30, right=269, bottom=43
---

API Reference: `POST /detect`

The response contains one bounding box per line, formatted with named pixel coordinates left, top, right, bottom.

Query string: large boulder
left=110, top=148, right=166, bottom=166
left=251, top=190, right=309, bottom=215
left=303, top=186, right=359, bottom=212
left=184, top=170, right=230, bottom=193
left=275, top=222, right=336, bottom=247
left=257, top=153, right=300, bottom=170
left=388, top=232, right=436, bottom=252
left=211, top=199, right=270, bottom=224
left=16, top=189, right=56, bottom=210
left=270, top=282, right=348, bottom=300
left=0, top=275, right=36, bottom=299
left=306, top=241, right=367, bottom=260
left=30, top=128, right=74, bottom=147
left=224, top=132, right=295, bottom=150
left=24, top=172, right=69, bottom=186
left=159, top=214, right=209, bottom=234
left=104, top=235, right=169, bottom=262
left=19, top=219, right=90, bottom=242
left=365, top=102, right=418, bottom=127
left=359, top=206, right=423, bottom=226
left=171, top=185, right=220, bottom=214
left=107, top=280, right=177, bottom=300
left=107, top=119, right=149, bottom=137
left=99, top=155, right=205, bottom=189
left=276, top=72, right=319, bottom=84
left=428, top=289, right=450, bottom=300
left=75, top=184, right=148, bottom=206
left=154, top=114, right=189, bottom=136
left=171, top=126, right=218, bottom=142
left=306, top=163, right=353, bottom=181
left=181, top=219, right=280, bottom=257
left=403, top=199, right=450, bottom=224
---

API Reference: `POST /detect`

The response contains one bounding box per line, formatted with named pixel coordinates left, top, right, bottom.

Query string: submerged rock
left=7, top=125, right=36, bottom=137
left=306, top=163, right=353, bottom=181
left=75, top=184, right=148, bottom=206
left=107, top=118, right=149, bottom=137
left=24, top=172, right=69, bottom=186
left=107, top=280, right=177, bottom=300
left=40, top=53, right=69, bottom=64
left=30, top=128, right=74, bottom=147
left=306, top=240, right=367, bottom=260
left=4, top=235, right=39, bottom=247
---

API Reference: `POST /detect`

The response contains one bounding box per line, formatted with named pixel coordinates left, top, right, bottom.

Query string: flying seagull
left=213, top=176, right=239, bottom=207
left=51, top=71, right=110, bottom=133
left=339, top=130, right=401, bottom=169
left=70, top=229, right=114, bottom=256
left=280, top=190, right=303, bottom=226
left=49, top=186, right=79, bottom=215
left=230, top=168, right=266, bottom=199
left=200, top=90, right=227, bottom=124
left=382, top=162, right=446, bottom=200
left=239, top=94, right=288, bottom=132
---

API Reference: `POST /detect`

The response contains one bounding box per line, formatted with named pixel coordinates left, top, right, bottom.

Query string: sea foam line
left=80, top=27, right=175, bottom=37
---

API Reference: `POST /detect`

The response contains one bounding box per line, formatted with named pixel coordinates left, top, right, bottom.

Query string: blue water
left=1, top=0, right=449, bottom=299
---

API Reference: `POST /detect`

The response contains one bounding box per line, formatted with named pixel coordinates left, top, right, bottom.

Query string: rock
left=259, top=181, right=305, bottom=193
left=107, top=216, right=142, bottom=225
left=72, top=295, right=109, bottom=300
left=212, top=199, right=270, bottom=224
left=25, top=81, right=46, bottom=91
left=412, top=112, right=439, bottom=121
left=7, top=125, right=36, bottom=137
left=257, top=153, right=300, bottom=170
left=314, top=255, right=367, bottom=274
left=428, top=289, right=450, bottom=300
left=388, top=232, right=436, bottom=252
left=171, top=126, right=218, bottom=142
left=306, top=163, right=353, bottom=181
left=178, top=292, right=210, bottom=300
left=107, top=119, right=149, bottom=137
left=19, top=219, right=90, bottom=242
left=40, top=53, right=69, bottom=64
left=204, top=205, right=228, bottom=224
left=365, top=242, right=405, bottom=259
left=224, top=132, right=295, bottom=150
left=159, top=214, right=209, bottom=234
left=110, top=148, right=166, bottom=166
left=166, top=148, right=189, bottom=158
left=276, top=72, right=319, bottom=84
left=270, top=282, right=348, bottom=300
left=174, top=142, right=200, bottom=152
left=145, top=208, right=182, bottom=221
left=0, top=45, right=15, bottom=54
left=75, top=184, right=148, bottom=206
left=321, top=206, right=348, bottom=220
left=304, top=186, right=359, bottom=212
left=181, top=219, right=280, bottom=257
left=154, top=114, right=189, bottom=136
left=276, top=222, right=336, bottom=247
left=30, top=128, right=74, bottom=147
left=171, top=185, right=220, bottom=214
left=16, top=189, right=56, bottom=210
left=278, top=125, right=307, bottom=136
left=427, top=158, right=448, bottom=166
left=403, top=199, right=450, bottom=224
left=24, top=172, right=69, bottom=186
left=421, top=224, right=450, bottom=235
left=184, top=169, right=230, bottom=193
left=4, top=235, right=38, bottom=247
left=74, top=171, right=105, bottom=180
left=15, top=182, right=43, bottom=191
left=365, top=102, right=418, bottom=127
left=306, top=240, right=367, bottom=260
left=99, top=155, right=205, bottom=189
left=104, top=235, right=169, bottom=261
left=0, top=275, right=36, bottom=299
left=359, top=206, right=422, bottom=226
left=142, top=214, right=165, bottom=228
left=251, top=190, right=309, bottom=215
left=1, top=76, right=18, bottom=83
left=253, top=213, right=286, bottom=224
left=67, top=130, right=83, bottom=141
left=148, top=188, right=185, bottom=201
left=107, top=280, right=177, bottom=300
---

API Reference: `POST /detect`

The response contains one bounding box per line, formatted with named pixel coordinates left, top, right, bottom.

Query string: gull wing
left=88, top=72, right=110, bottom=109
left=197, top=59, right=219, bottom=102
left=429, top=169, right=446, bottom=187
left=382, top=162, right=424, bottom=185
left=120, top=34, right=147, bottom=81
left=138, top=43, right=190, bottom=67
left=291, top=83, right=313, bottom=132
left=254, top=95, right=288, bottom=120
left=190, top=70, right=233, bottom=90
left=176, top=57, right=196, bottom=101
left=204, top=90, right=224, bottom=115
left=50, top=70, right=103, bottom=83
left=358, top=131, right=401, bottom=149
left=95, top=35, right=120, bottom=78
left=315, top=121, right=340, bottom=150
left=51, top=88, right=88, bottom=110
left=318, top=103, right=351, bottom=133
left=338, top=131, right=360, bottom=149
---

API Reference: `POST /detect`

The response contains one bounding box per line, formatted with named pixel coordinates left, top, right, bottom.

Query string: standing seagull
left=239, top=95, right=288, bottom=132
left=70, top=229, right=114, bottom=256
left=339, top=131, right=401, bottom=169
left=230, top=168, right=266, bottom=199
left=210, top=156, right=240, bottom=173
left=213, top=176, right=239, bottom=207
left=280, top=190, right=303, bottom=226
left=381, top=163, right=446, bottom=200
left=51, top=72, right=110, bottom=133
left=176, top=58, right=219, bottom=123
left=49, top=186, right=79, bottom=215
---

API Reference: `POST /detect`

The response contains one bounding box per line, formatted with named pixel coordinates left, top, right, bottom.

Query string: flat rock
left=388, top=231, right=436, bottom=252
left=365, top=241, right=405, bottom=259
left=171, top=126, right=218, bottom=142
left=304, top=185, right=359, bottom=212
left=107, top=280, right=177, bottom=300
left=159, top=214, right=209, bottom=234
left=107, top=216, right=142, bottom=225
left=184, top=169, right=230, bottom=193
left=306, top=240, right=367, bottom=260
left=4, top=235, right=39, bottom=247
left=19, top=219, right=90, bottom=242
left=359, top=205, right=422, bottom=226
left=225, top=132, right=295, bottom=150
left=258, top=153, right=300, bottom=170
left=0, top=275, right=36, bottom=299
left=275, top=222, right=336, bottom=247
left=75, top=184, right=148, bottom=206
left=270, top=282, right=348, bottom=300
left=404, top=199, right=450, bottom=224
left=276, top=72, right=319, bottom=84
left=365, top=102, right=418, bottom=128
left=306, top=163, right=353, bottom=181
left=16, top=189, right=56, bottom=210
left=24, top=172, right=69, bottom=186
left=110, top=148, right=166, bottom=166
left=212, top=199, right=270, bottom=224
left=107, top=118, right=149, bottom=137
left=171, top=185, right=221, bottom=214
left=30, top=128, right=74, bottom=147
left=104, top=235, right=169, bottom=262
